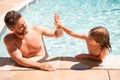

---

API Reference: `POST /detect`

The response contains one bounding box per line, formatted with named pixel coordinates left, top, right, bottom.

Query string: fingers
left=54, top=13, right=60, bottom=23
left=54, top=13, right=59, bottom=18
left=40, top=63, right=55, bottom=71
left=46, top=64, right=55, bottom=71
left=75, top=54, right=82, bottom=59
left=45, top=63, right=55, bottom=71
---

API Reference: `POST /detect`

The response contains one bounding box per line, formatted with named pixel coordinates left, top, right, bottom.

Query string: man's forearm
left=13, top=56, right=55, bottom=71
left=13, top=57, right=41, bottom=69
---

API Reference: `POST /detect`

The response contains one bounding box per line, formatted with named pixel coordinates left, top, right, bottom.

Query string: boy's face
left=88, top=35, right=100, bottom=45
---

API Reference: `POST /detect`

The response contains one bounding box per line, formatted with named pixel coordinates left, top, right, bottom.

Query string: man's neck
left=14, top=33, right=25, bottom=39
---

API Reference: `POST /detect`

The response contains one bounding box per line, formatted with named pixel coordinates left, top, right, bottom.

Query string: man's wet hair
left=4, top=10, right=22, bottom=28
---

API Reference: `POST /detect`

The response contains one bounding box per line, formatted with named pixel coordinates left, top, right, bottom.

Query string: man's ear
left=9, top=28, right=15, bottom=32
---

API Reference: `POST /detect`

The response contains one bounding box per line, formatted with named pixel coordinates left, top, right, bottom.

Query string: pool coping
left=0, top=56, right=120, bottom=80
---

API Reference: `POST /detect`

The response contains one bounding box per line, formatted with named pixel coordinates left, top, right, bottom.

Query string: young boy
left=54, top=14, right=111, bottom=62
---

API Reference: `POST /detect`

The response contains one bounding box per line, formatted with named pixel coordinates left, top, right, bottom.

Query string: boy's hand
left=75, top=54, right=87, bottom=59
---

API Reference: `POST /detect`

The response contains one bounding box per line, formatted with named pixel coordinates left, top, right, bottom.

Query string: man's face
left=12, top=17, right=28, bottom=36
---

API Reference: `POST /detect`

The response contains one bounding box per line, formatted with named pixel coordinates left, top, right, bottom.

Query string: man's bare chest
left=15, top=33, right=43, bottom=57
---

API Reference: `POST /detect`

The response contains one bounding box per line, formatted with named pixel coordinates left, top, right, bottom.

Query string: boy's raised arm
left=54, top=13, right=87, bottom=39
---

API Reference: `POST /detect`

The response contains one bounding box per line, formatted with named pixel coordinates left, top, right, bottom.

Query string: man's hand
left=54, top=13, right=63, bottom=37
left=54, top=13, right=60, bottom=23
left=39, top=63, right=55, bottom=71
left=54, top=13, right=62, bottom=29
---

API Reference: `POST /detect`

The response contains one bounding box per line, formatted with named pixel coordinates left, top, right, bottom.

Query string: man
left=4, top=10, right=62, bottom=71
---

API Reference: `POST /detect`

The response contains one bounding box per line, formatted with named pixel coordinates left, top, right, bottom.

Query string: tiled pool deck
left=0, top=0, right=120, bottom=80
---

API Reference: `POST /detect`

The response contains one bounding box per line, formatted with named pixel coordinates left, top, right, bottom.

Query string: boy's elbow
left=98, top=56, right=104, bottom=62
left=98, top=58, right=103, bottom=62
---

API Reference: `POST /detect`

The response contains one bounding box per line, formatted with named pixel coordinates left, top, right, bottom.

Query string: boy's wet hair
left=4, top=10, right=22, bottom=28
left=89, top=26, right=112, bottom=51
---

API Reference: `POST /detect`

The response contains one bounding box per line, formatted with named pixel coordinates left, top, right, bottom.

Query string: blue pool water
left=0, top=0, right=120, bottom=57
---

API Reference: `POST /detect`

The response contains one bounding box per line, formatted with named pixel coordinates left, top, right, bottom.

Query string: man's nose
left=24, top=24, right=27, bottom=28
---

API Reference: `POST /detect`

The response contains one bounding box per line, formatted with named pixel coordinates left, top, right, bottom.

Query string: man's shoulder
left=4, top=33, right=15, bottom=42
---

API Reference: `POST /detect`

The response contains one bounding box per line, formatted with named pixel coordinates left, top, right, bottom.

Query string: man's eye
left=20, top=25, right=24, bottom=28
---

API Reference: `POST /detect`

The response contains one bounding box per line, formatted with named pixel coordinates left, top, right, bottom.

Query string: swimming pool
left=0, top=0, right=120, bottom=57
